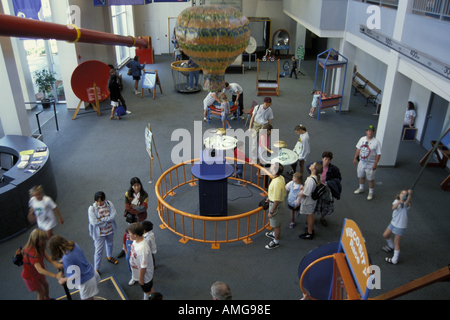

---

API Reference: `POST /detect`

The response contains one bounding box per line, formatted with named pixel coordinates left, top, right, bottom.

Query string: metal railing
left=355, top=0, right=399, bottom=9
left=155, top=157, right=273, bottom=249
left=412, top=0, right=450, bottom=21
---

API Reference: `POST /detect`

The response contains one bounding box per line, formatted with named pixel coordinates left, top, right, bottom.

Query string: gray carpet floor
left=1, top=54, right=450, bottom=300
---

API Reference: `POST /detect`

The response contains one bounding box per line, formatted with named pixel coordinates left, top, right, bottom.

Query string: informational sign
left=296, top=45, right=305, bottom=60
left=142, top=72, right=156, bottom=90
left=339, top=219, right=371, bottom=299
left=86, top=87, right=102, bottom=102
left=145, top=125, right=153, bottom=156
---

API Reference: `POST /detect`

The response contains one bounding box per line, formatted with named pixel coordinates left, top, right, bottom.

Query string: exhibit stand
left=313, top=48, right=348, bottom=120
left=190, top=149, right=233, bottom=217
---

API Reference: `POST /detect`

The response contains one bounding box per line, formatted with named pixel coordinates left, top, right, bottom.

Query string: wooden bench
left=352, top=72, right=381, bottom=107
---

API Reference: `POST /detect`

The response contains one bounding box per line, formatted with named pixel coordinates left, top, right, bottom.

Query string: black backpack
left=311, top=176, right=327, bottom=201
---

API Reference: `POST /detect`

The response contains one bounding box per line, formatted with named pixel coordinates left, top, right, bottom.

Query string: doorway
left=421, top=92, right=450, bottom=151
left=144, top=20, right=161, bottom=55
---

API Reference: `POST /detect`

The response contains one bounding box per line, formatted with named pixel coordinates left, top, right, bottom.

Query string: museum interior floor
left=1, top=53, right=450, bottom=300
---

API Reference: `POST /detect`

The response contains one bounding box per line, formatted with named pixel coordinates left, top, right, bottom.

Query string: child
left=126, top=222, right=154, bottom=300
left=289, top=56, right=297, bottom=79
left=28, top=185, right=63, bottom=239
left=174, top=43, right=182, bottom=61
left=309, top=89, right=323, bottom=118
left=289, top=125, right=310, bottom=182
left=220, top=94, right=232, bottom=129
left=108, top=73, right=122, bottom=119
left=234, top=141, right=250, bottom=185
left=122, top=229, right=135, bottom=285
left=299, top=162, right=323, bottom=240
left=142, top=220, right=157, bottom=268
left=48, top=235, right=100, bottom=300
left=285, top=172, right=304, bottom=228
left=382, top=189, right=413, bottom=265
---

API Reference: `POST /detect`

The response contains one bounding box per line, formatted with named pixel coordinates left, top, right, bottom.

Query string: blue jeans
left=189, top=71, right=199, bottom=88
left=236, top=163, right=244, bottom=179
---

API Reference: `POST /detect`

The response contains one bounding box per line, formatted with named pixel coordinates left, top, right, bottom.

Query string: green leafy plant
left=34, top=69, right=57, bottom=100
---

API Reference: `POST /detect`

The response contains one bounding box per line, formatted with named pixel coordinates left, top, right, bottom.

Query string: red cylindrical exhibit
left=0, top=13, right=147, bottom=48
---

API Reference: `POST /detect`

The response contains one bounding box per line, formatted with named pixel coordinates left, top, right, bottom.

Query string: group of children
left=22, top=185, right=161, bottom=300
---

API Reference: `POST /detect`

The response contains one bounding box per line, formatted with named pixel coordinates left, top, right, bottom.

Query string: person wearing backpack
left=299, top=162, right=323, bottom=240
left=307, top=151, right=342, bottom=226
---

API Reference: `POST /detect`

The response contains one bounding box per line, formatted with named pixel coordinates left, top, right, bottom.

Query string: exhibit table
left=271, top=148, right=298, bottom=166
left=0, top=135, right=57, bottom=242
left=203, top=135, right=237, bottom=151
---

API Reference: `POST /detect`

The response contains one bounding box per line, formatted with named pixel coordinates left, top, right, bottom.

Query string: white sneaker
left=128, top=278, right=135, bottom=286
left=367, top=193, right=373, bottom=200
left=354, top=188, right=364, bottom=194
left=135, top=91, right=140, bottom=95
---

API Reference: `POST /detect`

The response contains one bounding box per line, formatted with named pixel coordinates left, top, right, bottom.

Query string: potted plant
left=34, top=69, right=57, bottom=108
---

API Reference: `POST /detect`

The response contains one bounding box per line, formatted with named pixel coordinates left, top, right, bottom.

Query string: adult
left=222, top=82, right=244, bottom=119
left=309, top=151, right=342, bottom=226
left=404, top=101, right=416, bottom=128
left=289, top=124, right=310, bottom=183
left=299, top=162, right=323, bottom=240
left=126, top=55, right=146, bottom=94
left=88, top=191, right=118, bottom=273
left=353, top=125, right=382, bottom=200
left=203, top=90, right=222, bottom=122
left=258, top=124, right=273, bottom=186
left=211, top=281, right=232, bottom=300
left=20, top=229, right=63, bottom=300
left=124, top=177, right=149, bottom=223
left=248, top=97, right=274, bottom=137
left=186, top=57, right=199, bottom=90
left=48, top=235, right=100, bottom=300
left=264, top=162, right=286, bottom=249
left=108, top=72, right=122, bottom=120
left=108, top=66, right=128, bottom=112
left=249, top=97, right=274, bottom=163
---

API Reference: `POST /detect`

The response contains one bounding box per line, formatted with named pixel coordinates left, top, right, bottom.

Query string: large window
left=111, top=5, right=132, bottom=67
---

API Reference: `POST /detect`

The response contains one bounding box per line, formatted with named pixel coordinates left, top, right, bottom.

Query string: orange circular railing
left=155, top=157, right=273, bottom=249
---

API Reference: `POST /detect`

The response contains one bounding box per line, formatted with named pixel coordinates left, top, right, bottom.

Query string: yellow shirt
left=268, top=175, right=286, bottom=202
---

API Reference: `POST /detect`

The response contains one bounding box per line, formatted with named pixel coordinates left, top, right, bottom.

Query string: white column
left=338, top=38, right=356, bottom=113
left=0, top=2, right=31, bottom=136
left=377, top=51, right=412, bottom=166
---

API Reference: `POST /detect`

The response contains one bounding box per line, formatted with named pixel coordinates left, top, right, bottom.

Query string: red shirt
left=234, top=148, right=250, bottom=163
left=21, top=247, right=45, bottom=282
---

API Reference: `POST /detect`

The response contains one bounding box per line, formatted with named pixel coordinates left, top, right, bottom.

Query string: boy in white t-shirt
left=28, top=185, right=64, bottom=239
left=127, top=223, right=154, bottom=300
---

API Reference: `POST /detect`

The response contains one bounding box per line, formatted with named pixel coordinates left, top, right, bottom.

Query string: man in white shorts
left=353, top=125, right=382, bottom=200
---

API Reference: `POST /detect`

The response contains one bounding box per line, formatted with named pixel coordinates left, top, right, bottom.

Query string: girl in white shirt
left=382, top=189, right=413, bottom=264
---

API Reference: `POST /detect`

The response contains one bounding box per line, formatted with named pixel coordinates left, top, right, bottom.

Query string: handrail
left=299, top=255, right=335, bottom=300
left=171, top=60, right=202, bottom=72
left=155, top=157, right=274, bottom=248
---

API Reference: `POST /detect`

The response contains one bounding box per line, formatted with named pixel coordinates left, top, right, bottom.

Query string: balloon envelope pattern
left=175, top=5, right=250, bottom=91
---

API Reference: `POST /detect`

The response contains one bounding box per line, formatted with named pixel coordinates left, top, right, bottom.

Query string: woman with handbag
left=124, top=177, right=149, bottom=223
left=88, top=191, right=118, bottom=274
left=20, top=228, right=63, bottom=300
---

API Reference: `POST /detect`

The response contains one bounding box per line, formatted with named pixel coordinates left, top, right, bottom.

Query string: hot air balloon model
left=175, top=5, right=251, bottom=91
